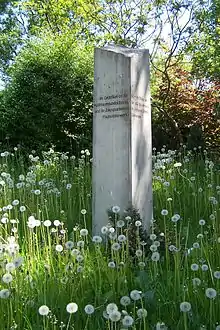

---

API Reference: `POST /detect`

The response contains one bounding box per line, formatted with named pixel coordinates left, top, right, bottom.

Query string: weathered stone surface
left=93, top=45, right=152, bottom=234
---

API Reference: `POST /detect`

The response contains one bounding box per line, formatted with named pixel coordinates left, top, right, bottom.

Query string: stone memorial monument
left=92, top=45, right=152, bottom=234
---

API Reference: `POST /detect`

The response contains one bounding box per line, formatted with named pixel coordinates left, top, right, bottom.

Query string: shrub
left=0, top=35, right=93, bottom=154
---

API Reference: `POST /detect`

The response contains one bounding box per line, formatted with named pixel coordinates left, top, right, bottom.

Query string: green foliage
left=0, top=35, right=93, bottom=153
left=188, top=0, right=220, bottom=80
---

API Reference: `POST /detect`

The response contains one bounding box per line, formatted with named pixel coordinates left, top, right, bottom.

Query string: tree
left=152, top=66, right=220, bottom=150
left=0, top=35, right=93, bottom=153
left=187, top=0, right=220, bottom=80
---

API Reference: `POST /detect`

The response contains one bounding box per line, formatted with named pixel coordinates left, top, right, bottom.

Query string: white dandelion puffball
left=180, top=301, right=191, bottom=312
left=84, top=304, right=95, bottom=315
left=139, top=261, right=146, bottom=268
left=137, top=308, right=148, bottom=318
left=174, top=162, right=182, bottom=167
left=216, top=326, right=220, bottom=330
left=199, top=219, right=206, bottom=226
left=151, top=252, right=160, bottom=262
left=122, top=315, right=134, bottom=326
left=71, top=249, right=80, bottom=256
left=135, top=220, right=142, bottom=227
left=43, top=220, right=51, bottom=227
left=201, top=264, right=209, bottom=271
left=150, top=244, right=158, bottom=252
left=112, top=205, right=120, bottom=213
left=111, top=243, right=121, bottom=251
left=214, top=271, right=220, bottom=279
left=161, top=209, right=168, bottom=216
left=193, top=242, right=200, bottom=249
left=13, top=256, right=24, bottom=268
left=150, top=234, right=157, bottom=241
left=101, top=226, right=108, bottom=234
left=81, top=209, right=87, bottom=215
left=116, top=220, right=125, bottom=228
left=118, top=235, right=126, bottom=242
left=192, top=278, right=201, bottom=286
left=54, top=220, right=61, bottom=226
left=76, top=254, right=84, bottom=262
left=77, top=240, right=85, bottom=248
left=135, top=249, right=143, bottom=257
left=80, top=228, right=88, bottom=236
left=12, top=199, right=19, bottom=206
left=191, top=263, right=199, bottom=271
left=108, top=261, right=116, bottom=268
left=120, top=296, right=131, bottom=306
left=55, top=245, right=63, bottom=252
left=171, top=214, right=180, bottom=222
left=38, top=305, right=50, bottom=316
left=130, top=290, right=141, bottom=301
left=205, top=288, right=217, bottom=299
left=109, top=311, right=121, bottom=322
left=66, top=302, right=78, bottom=313
left=0, top=289, right=10, bottom=299
left=6, top=263, right=16, bottom=273
left=19, top=206, right=26, bottom=212
left=2, top=273, right=13, bottom=284
left=92, top=235, right=102, bottom=243
left=106, top=303, right=118, bottom=315
left=77, top=266, right=84, bottom=273
left=65, top=241, right=74, bottom=249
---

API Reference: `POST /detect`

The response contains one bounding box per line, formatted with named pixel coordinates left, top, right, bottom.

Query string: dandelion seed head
left=6, top=263, right=15, bottom=273
left=192, top=277, right=201, bottom=286
left=151, top=252, right=160, bottom=261
left=111, top=243, right=120, bottom=251
left=84, top=304, right=95, bottom=315
left=120, top=296, right=131, bottom=306
left=80, top=229, right=88, bottom=236
left=2, top=273, right=13, bottom=284
left=116, top=220, right=125, bottom=228
left=0, top=289, right=10, bottom=299
left=137, top=308, right=148, bottom=318
left=191, top=263, right=199, bottom=271
left=180, top=301, right=191, bottom=312
left=92, top=236, right=102, bottom=243
left=161, top=209, right=168, bottom=216
left=101, top=226, right=108, bottom=234
left=201, top=264, right=209, bottom=271
left=118, top=235, right=126, bottom=242
left=112, top=206, right=120, bottom=213
left=108, top=261, right=116, bottom=268
left=122, top=315, right=134, bottom=326
left=130, top=290, right=141, bottom=301
left=214, top=271, right=220, bottom=279
left=135, top=249, right=143, bottom=257
left=66, top=302, right=78, bottom=313
left=109, top=311, right=121, bottom=322
left=43, top=220, right=51, bottom=227
left=55, top=245, right=63, bottom=252
left=205, top=288, right=217, bottom=299
left=106, top=303, right=118, bottom=314
left=54, top=220, right=61, bottom=226
left=38, top=305, right=49, bottom=316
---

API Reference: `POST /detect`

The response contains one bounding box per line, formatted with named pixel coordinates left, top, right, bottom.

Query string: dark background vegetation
left=0, top=0, right=219, bottom=155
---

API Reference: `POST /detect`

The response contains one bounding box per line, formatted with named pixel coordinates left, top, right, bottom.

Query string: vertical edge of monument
left=130, top=50, right=153, bottom=231
left=92, top=48, right=131, bottom=234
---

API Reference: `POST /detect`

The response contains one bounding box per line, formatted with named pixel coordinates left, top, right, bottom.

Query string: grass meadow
left=0, top=147, right=219, bottom=330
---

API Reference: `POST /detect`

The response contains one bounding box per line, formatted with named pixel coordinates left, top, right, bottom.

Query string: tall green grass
left=0, top=147, right=219, bottom=330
